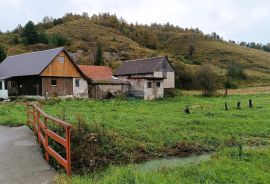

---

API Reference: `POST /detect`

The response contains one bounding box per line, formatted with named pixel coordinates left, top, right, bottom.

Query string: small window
left=157, top=82, right=161, bottom=88
left=58, top=56, right=65, bottom=64
left=147, top=82, right=152, bottom=88
left=11, top=81, right=17, bottom=88
left=75, top=79, right=80, bottom=87
left=51, top=80, right=57, bottom=86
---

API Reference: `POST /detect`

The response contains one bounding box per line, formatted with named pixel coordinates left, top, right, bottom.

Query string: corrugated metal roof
left=78, top=65, right=113, bottom=80
left=0, top=47, right=64, bottom=79
left=114, top=56, right=166, bottom=76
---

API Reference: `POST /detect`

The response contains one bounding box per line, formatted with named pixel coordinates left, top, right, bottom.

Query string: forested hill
left=1, top=13, right=270, bottom=88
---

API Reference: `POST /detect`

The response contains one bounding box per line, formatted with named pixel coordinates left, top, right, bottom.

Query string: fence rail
left=26, top=102, right=72, bottom=176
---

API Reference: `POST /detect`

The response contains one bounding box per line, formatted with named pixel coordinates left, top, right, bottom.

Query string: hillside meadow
left=0, top=93, right=270, bottom=183
left=2, top=14, right=270, bottom=87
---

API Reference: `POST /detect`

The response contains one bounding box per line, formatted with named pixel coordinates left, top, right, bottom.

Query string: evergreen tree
left=94, top=43, right=104, bottom=66
left=0, top=46, right=7, bottom=63
left=11, top=35, right=20, bottom=44
left=21, top=21, right=38, bottom=44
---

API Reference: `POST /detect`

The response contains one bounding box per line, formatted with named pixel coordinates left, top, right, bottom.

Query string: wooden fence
left=26, top=102, right=72, bottom=176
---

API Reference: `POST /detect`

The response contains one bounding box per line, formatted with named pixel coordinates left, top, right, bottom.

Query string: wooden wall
left=42, top=77, right=73, bottom=96
left=7, top=76, right=41, bottom=96
left=40, top=51, right=82, bottom=77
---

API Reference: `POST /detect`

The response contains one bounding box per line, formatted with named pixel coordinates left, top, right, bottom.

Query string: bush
left=11, top=35, right=20, bottom=44
left=164, top=88, right=179, bottom=97
left=38, top=32, right=48, bottom=44
left=71, top=114, right=129, bottom=174
left=196, top=65, right=218, bottom=96
left=174, top=63, right=199, bottom=89
left=48, top=33, right=68, bottom=46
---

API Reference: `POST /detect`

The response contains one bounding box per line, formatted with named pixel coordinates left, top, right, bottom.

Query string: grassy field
left=1, top=94, right=270, bottom=183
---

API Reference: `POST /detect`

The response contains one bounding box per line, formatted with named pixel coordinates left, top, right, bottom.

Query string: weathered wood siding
left=89, top=84, right=130, bottom=99
left=40, top=51, right=81, bottom=78
left=42, top=77, right=73, bottom=96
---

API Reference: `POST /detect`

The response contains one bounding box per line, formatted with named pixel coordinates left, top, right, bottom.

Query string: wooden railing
left=26, top=102, right=72, bottom=176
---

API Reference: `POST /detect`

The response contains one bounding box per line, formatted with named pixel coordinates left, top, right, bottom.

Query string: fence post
left=37, top=111, right=41, bottom=145
left=66, top=126, right=71, bottom=176
left=44, top=117, right=49, bottom=162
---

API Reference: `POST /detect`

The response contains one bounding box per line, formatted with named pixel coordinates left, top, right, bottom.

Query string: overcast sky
left=1, top=0, right=270, bottom=43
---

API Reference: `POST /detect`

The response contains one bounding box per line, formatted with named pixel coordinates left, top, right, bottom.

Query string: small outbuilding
left=114, top=56, right=175, bottom=100
left=78, top=65, right=130, bottom=99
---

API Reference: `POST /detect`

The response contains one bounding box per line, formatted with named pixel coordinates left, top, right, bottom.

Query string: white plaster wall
left=144, top=80, right=164, bottom=100
left=154, top=71, right=163, bottom=78
left=73, top=78, right=88, bottom=98
left=163, top=72, right=175, bottom=89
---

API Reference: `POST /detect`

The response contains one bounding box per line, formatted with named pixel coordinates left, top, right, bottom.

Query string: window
left=51, top=80, right=57, bottom=86
left=75, top=79, right=80, bottom=87
left=11, top=81, right=17, bottom=88
left=147, top=82, right=152, bottom=88
left=157, top=82, right=161, bottom=88
left=58, top=56, right=65, bottom=64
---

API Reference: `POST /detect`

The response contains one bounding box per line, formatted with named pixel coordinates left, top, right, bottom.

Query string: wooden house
left=114, top=56, right=175, bottom=100
left=0, top=47, right=88, bottom=98
left=78, top=65, right=130, bottom=99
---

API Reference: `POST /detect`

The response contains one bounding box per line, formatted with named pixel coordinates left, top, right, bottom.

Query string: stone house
left=114, top=56, right=175, bottom=100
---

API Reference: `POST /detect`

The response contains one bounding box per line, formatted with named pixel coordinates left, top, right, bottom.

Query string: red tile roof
left=78, top=65, right=113, bottom=80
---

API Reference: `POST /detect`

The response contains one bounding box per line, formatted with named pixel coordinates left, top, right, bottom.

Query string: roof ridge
left=7, top=47, right=64, bottom=58
left=123, top=56, right=165, bottom=63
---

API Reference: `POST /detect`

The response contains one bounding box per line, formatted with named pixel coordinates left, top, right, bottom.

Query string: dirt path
left=0, top=126, right=55, bottom=184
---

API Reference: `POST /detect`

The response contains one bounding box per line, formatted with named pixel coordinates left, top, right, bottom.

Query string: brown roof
left=78, top=65, right=113, bottom=80
left=114, top=56, right=166, bottom=76
left=78, top=65, right=130, bottom=85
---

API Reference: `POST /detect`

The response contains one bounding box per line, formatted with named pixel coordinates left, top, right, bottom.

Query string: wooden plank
left=46, top=129, right=67, bottom=147
left=41, top=77, right=73, bottom=96
left=47, top=146, right=68, bottom=169
left=40, top=51, right=81, bottom=78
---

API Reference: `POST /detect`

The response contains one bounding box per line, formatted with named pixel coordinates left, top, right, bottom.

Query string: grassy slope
left=2, top=19, right=270, bottom=86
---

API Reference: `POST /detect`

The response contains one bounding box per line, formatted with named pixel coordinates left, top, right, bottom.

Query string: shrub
left=174, top=63, right=199, bottom=89
left=196, top=65, right=218, bottom=96
left=71, top=114, right=129, bottom=174
left=164, top=88, right=179, bottom=97
left=48, top=33, right=68, bottom=46
left=38, top=32, right=48, bottom=44
left=11, top=35, right=20, bottom=44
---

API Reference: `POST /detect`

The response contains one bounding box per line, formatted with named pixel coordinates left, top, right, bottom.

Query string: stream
left=137, top=153, right=211, bottom=172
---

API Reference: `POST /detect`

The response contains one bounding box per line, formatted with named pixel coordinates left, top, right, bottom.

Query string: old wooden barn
left=0, top=47, right=88, bottom=98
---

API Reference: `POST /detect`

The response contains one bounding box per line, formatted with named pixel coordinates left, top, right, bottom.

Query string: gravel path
left=0, top=126, right=55, bottom=184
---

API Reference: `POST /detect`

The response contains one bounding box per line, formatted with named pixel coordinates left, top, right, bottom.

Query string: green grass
left=0, top=102, right=25, bottom=126
left=41, top=94, right=270, bottom=153
left=1, top=94, right=270, bottom=183
left=54, top=147, right=270, bottom=184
